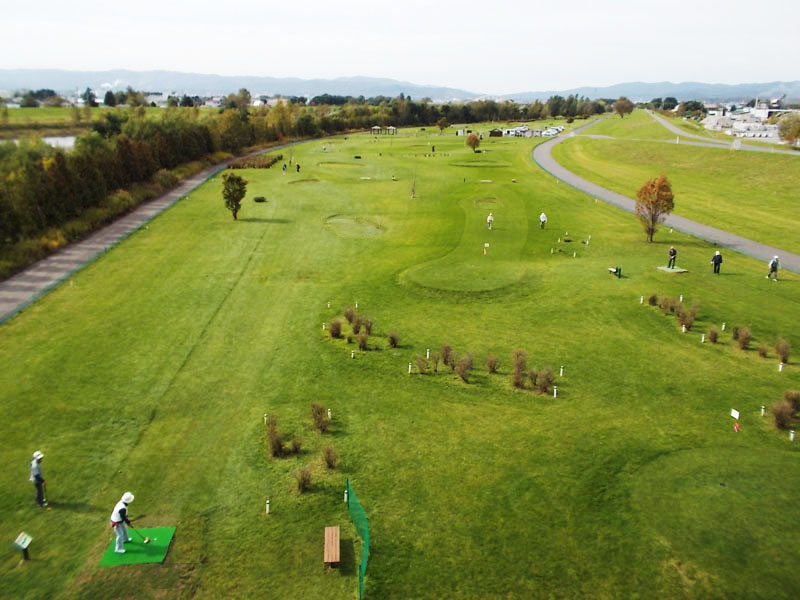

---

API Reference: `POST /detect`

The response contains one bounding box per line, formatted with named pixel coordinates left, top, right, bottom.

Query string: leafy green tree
left=222, top=172, right=247, bottom=220
left=43, top=95, right=64, bottom=107
left=82, top=88, right=98, bottom=108
left=466, top=133, right=480, bottom=152
left=635, top=175, right=674, bottom=242
left=104, top=91, right=116, bottom=106
left=167, top=96, right=178, bottom=108
left=650, top=97, right=662, bottom=109
left=663, top=97, right=678, bottom=110
left=180, top=95, right=194, bottom=107
left=778, top=113, right=800, bottom=144
left=437, top=117, right=449, bottom=132
left=546, top=95, right=565, bottom=117
left=21, top=92, right=38, bottom=108
left=613, top=96, right=634, bottom=118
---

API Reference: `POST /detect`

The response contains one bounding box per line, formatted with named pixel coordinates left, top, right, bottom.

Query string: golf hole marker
left=14, top=532, right=32, bottom=561
left=730, top=409, right=740, bottom=420
left=779, top=363, right=784, bottom=372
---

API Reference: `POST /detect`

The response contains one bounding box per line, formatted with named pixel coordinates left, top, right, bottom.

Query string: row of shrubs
left=329, top=305, right=390, bottom=351
left=228, top=153, right=283, bottom=169
left=773, top=391, right=800, bottom=430
left=511, top=350, right=555, bottom=394
left=415, top=345, right=475, bottom=382
left=647, top=293, right=792, bottom=360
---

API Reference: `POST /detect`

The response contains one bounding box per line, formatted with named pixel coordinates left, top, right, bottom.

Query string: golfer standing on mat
left=110, top=492, right=135, bottom=553
left=29, top=450, right=49, bottom=509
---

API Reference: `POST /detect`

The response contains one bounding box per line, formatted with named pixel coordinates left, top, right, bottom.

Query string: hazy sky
left=3, top=0, right=797, bottom=95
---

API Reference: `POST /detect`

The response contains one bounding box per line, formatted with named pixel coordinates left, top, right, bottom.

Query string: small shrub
left=388, top=331, right=399, bottom=348
left=658, top=296, right=670, bottom=312
left=352, top=316, right=362, bottom=334
left=457, top=354, right=473, bottom=383
left=758, top=344, right=769, bottom=358
left=431, top=353, right=440, bottom=372
left=346, top=334, right=354, bottom=344
left=323, top=445, right=338, bottom=470
left=737, top=327, right=751, bottom=350
left=776, top=339, right=791, bottom=363
left=415, top=355, right=427, bottom=375
left=784, top=390, right=800, bottom=412
left=708, top=327, right=719, bottom=343
left=441, top=345, right=454, bottom=368
left=773, top=399, right=794, bottom=429
left=536, top=366, right=555, bottom=394
left=295, top=467, right=312, bottom=493
left=364, top=319, right=373, bottom=335
left=668, top=298, right=681, bottom=315
left=344, top=306, right=356, bottom=324
left=329, top=319, right=342, bottom=339
left=311, top=402, right=329, bottom=433
left=290, top=437, right=303, bottom=454
left=512, top=350, right=527, bottom=388
left=154, top=168, right=179, bottom=189
left=677, top=306, right=697, bottom=330
left=528, top=368, right=537, bottom=389
left=267, top=417, right=284, bottom=458
left=647, top=294, right=658, bottom=306
left=358, top=331, right=368, bottom=350
left=486, top=355, right=500, bottom=374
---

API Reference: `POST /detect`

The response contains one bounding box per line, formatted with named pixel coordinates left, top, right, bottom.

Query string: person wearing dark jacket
left=711, top=251, right=723, bottom=274
left=667, top=247, right=677, bottom=269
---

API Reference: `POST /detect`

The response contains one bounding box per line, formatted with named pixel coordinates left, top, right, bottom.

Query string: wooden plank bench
left=324, top=526, right=340, bottom=569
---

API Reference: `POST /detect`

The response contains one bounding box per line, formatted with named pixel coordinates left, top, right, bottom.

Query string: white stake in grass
left=779, top=362, right=785, bottom=372
left=722, top=322, right=726, bottom=331
left=701, top=334, right=705, bottom=343
left=263, top=413, right=267, bottom=425
left=573, top=252, right=576, bottom=258
left=426, top=348, right=430, bottom=359
left=640, top=296, right=644, bottom=304
left=265, top=499, right=270, bottom=514
left=791, top=430, right=796, bottom=442
left=327, top=408, right=332, bottom=420
left=679, top=294, right=683, bottom=302
left=344, top=488, right=349, bottom=504
left=682, top=324, right=687, bottom=333
left=327, top=301, right=330, bottom=308
left=761, top=405, right=765, bottom=417
left=322, top=322, right=326, bottom=330
left=408, top=362, right=412, bottom=375
left=553, top=386, right=558, bottom=398
left=560, top=365, right=564, bottom=377
left=351, top=350, right=355, bottom=359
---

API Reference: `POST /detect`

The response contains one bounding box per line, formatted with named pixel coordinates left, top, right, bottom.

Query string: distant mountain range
left=1, top=69, right=798, bottom=103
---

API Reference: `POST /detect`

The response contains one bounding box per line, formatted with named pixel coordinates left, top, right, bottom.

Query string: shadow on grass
left=239, top=218, right=292, bottom=224
left=339, top=538, right=357, bottom=576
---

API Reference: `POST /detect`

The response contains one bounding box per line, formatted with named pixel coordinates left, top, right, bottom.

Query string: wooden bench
left=608, top=266, right=621, bottom=279
left=324, top=526, right=340, bottom=569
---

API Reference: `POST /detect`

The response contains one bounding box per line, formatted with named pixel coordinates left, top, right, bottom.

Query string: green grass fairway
left=582, top=110, right=679, bottom=140
left=99, top=527, right=175, bottom=566
left=1, top=123, right=799, bottom=599
left=551, top=136, right=800, bottom=253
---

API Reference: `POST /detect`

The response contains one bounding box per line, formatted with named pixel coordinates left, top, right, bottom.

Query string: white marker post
left=779, top=363, right=785, bottom=372
left=553, top=386, right=558, bottom=398
left=679, top=295, right=683, bottom=302
left=263, top=413, right=267, bottom=425
left=701, top=334, right=705, bottom=343
left=550, top=248, right=554, bottom=254
left=426, top=348, right=430, bottom=359
left=408, top=362, right=412, bottom=375
left=573, top=252, right=576, bottom=258
left=327, top=408, right=332, bottom=420
left=682, top=324, right=686, bottom=333
left=322, top=322, right=326, bottom=330
left=327, top=301, right=331, bottom=308
left=791, top=430, right=796, bottom=442
left=344, top=488, right=349, bottom=504
left=560, top=365, right=564, bottom=377
left=355, top=302, right=358, bottom=308
left=761, top=406, right=765, bottom=417
left=266, top=499, right=270, bottom=514
left=351, top=350, right=355, bottom=359
left=722, top=322, right=726, bottom=331
left=640, top=296, right=644, bottom=304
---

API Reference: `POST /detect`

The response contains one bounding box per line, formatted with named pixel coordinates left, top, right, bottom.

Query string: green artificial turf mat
left=99, top=527, right=175, bottom=566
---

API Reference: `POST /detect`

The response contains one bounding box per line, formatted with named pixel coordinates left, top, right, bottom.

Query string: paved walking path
left=0, top=143, right=296, bottom=324
left=532, top=117, right=800, bottom=274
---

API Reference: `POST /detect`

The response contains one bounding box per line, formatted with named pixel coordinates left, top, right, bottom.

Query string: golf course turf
left=1, top=121, right=798, bottom=599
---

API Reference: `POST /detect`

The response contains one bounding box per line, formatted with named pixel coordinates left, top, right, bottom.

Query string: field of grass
left=580, top=110, right=680, bottom=141
left=551, top=137, right=800, bottom=254
left=1, top=123, right=799, bottom=599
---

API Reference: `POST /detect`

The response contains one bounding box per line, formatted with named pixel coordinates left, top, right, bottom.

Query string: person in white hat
left=487, top=212, right=494, bottom=230
left=766, top=256, right=779, bottom=281
left=711, top=251, right=723, bottom=274
left=29, top=451, right=49, bottom=509
left=539, top=212, right=547, bottom=229
left=109, top=492, right=135, bottom=553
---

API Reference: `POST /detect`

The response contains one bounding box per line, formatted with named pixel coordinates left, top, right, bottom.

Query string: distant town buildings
left=702, top=95, right=794, bottom=142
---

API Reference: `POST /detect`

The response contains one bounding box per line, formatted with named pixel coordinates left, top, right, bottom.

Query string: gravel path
left=0, top=143, right=296, bottom=325
left=532, top=118, right=800, bottom=274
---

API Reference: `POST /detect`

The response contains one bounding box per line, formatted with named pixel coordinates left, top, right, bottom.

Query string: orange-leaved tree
left=635, top=175, right=674, bottom=242
left=466, top=133, right=480, bottom=152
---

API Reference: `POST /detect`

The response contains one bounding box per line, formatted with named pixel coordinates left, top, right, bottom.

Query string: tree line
left=0, top=93, right=613, bottom=254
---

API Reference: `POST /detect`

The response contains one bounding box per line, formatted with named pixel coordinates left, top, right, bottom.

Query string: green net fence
left=346, top=478, right=370, bottom=600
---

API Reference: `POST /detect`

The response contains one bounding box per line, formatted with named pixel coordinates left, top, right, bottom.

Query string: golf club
left=129, top=524, right=150, bottom=544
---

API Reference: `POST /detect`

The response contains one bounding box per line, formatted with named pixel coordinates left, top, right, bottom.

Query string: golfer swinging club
left=110, top=492, right=135, bottom=553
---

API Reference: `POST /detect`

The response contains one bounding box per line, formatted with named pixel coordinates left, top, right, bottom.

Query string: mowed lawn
left=581, top=109, right=680, bottom=141
left=1, top=124, right=799, bottom=599
left=551, top=136, right=800, bottom=254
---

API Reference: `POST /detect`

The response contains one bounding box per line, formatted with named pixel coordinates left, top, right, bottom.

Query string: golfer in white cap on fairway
left=110, top=492, right=135, bottom=553
left=29, top=451, right=49, bottom=509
